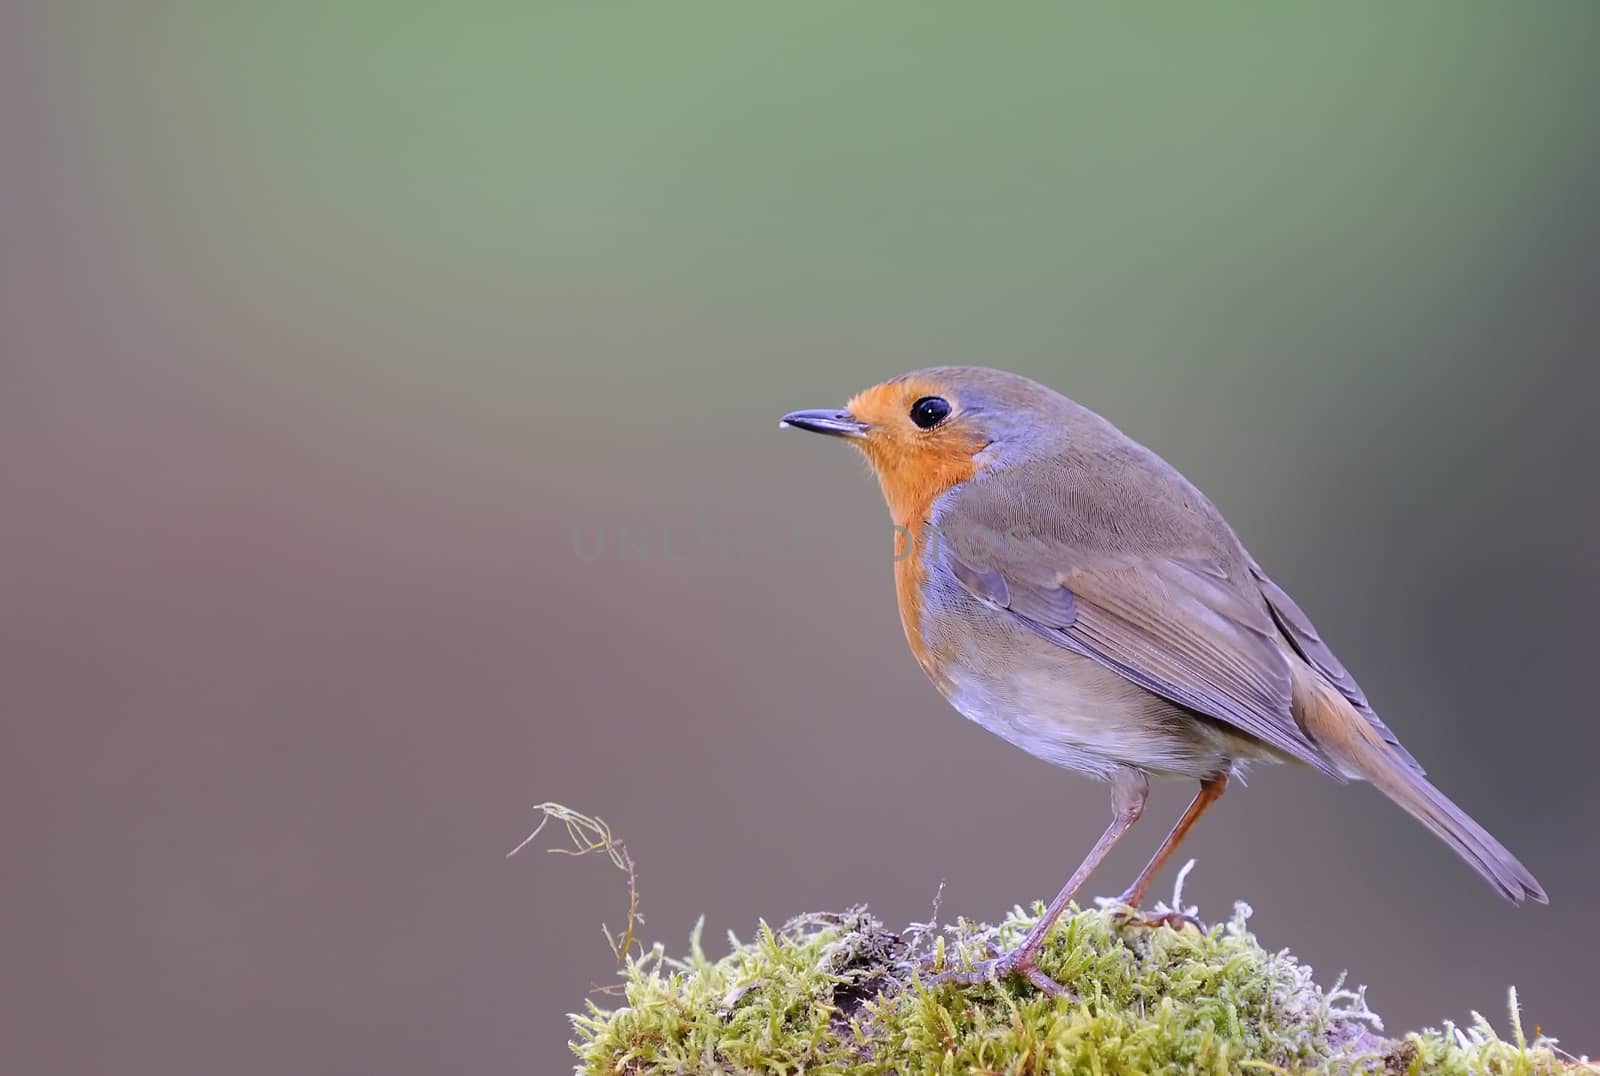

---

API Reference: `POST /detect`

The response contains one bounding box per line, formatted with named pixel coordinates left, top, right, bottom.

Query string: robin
left=781, top=366, right=1545, bottom=995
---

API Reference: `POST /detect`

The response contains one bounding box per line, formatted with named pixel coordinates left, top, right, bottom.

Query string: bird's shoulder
left=933, top=445, right=1246, bottom=568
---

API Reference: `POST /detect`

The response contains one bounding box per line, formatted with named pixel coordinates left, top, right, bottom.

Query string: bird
left=780, top=365, right=1546, bottom=995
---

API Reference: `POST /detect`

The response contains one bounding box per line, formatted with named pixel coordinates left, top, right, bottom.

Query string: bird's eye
left=909, top=396, right=952, bottom=429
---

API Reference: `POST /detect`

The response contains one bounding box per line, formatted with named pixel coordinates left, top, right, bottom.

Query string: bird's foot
left=1108, top=895, right=1202, bottom=931
left=925, top=945, right=1071, bottom=997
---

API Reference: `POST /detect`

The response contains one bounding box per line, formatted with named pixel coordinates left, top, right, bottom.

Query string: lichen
left=569, top=896, right=1584, bottom=1074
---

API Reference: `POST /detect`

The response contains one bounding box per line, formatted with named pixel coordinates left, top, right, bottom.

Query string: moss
left=569, top=898, right=1585, bottom=1074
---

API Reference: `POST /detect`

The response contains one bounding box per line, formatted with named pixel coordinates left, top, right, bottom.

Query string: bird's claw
left=1109, top=901, right=1203, bottom=932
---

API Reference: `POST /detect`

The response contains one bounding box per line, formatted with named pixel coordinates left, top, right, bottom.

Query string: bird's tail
left=1294, top=670, right=1547, bottom=905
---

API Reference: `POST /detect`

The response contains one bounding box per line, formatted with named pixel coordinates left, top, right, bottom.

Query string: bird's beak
left=779, top=409, right=868, bottom=439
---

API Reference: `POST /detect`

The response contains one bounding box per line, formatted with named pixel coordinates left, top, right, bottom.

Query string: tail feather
left=1295, top=670, right=1547, bottom=905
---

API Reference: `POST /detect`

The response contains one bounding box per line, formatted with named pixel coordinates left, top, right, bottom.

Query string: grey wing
left=1249, top=560, right=1422, bottom=773
left=945, top=538, right=1343, bottom=779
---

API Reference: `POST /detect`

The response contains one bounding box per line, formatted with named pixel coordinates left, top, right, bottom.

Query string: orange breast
left=893, top=528, right=933, bottom=676
left=880, top=454, right=977, bottom=689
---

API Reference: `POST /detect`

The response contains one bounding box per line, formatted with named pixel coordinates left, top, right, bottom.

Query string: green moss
left=570, top=898, right=1582, bottom=1074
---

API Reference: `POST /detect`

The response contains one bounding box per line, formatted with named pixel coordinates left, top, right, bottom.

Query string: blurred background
left=4, top=3, right=1598, bottom=1072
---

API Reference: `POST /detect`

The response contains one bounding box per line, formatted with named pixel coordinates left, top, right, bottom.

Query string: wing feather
left=1249, top=561, right=1422, bottom=773
left=943, top=538, right=1342, bottom=777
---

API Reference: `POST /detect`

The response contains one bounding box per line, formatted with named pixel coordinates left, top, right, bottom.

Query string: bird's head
left=782, top=366, right=1081, bottom=526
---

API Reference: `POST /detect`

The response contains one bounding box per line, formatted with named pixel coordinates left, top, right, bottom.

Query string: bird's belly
left=936, top=640, right=1247, bottom=781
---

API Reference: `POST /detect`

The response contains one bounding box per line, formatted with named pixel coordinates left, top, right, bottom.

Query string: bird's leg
left=931, top=768, right=1147, bottom=997
left=1113, top=773, right=1227, bottom=925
